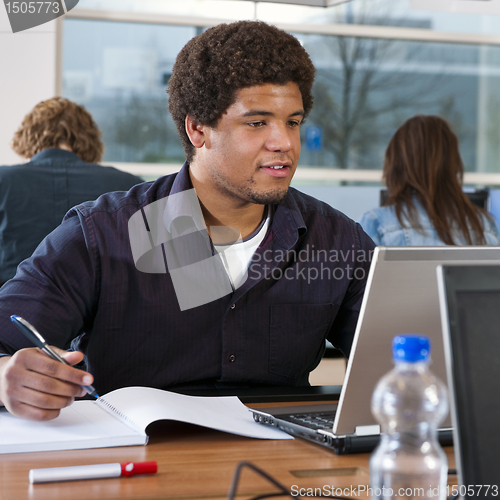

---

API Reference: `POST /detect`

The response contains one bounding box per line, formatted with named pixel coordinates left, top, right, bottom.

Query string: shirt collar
left=170, top=161, right=193, bottom=196
left=164, top=162, right=206, bottom=235
left=31, top=148, right=80, bottom=162
left=271, top=188, right=307, bottom=251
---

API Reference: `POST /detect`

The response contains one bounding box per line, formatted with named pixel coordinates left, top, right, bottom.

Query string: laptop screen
left=334, top=246, right=500, bottom=436
left=439, top=265, right=500, bottom=490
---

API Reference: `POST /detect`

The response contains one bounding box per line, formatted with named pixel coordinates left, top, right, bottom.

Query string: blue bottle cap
left=392, top=335, right=430, bottom=362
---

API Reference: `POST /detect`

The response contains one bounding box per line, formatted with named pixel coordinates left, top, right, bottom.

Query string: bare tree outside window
left=299, top=0, right=469, bottom=171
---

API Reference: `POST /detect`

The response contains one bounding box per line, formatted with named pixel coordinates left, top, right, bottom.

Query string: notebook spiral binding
left=95, top=396, right=143, bottom=434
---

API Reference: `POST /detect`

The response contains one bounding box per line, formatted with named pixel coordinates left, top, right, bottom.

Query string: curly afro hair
left=11, top=97, right=104, bottom=163
left=168, top=21, right=316, bottom=163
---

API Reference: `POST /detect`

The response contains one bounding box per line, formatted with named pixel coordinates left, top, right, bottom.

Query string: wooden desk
left=0, top=418, right=456, bottom=500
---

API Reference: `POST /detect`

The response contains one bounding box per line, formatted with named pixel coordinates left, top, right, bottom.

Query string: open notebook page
left=0, top=387, right=291, bottom=454
left=0, top=402, right=145, bottom=454
left=97, top=386, right=292, bottom=440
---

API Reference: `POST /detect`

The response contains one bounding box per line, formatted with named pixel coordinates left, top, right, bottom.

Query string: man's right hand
left=0, top=347, right=94, bottom=421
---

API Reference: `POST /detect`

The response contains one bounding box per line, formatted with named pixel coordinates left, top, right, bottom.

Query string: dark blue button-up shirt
left=0, top=163, right=375, bottom=395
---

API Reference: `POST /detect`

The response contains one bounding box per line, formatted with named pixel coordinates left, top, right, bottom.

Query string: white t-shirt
left=213, top=207, right=271, bottom=290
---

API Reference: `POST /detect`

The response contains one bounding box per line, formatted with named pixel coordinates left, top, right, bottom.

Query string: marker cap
left=120, top=461, right=158, bottom=477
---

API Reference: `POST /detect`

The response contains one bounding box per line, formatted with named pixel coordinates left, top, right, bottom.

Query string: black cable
left=227, top=461, right=291, bottom=500
left=227, top=460, right=353, bottom=500
left=228, top=460, right=455, bottom=500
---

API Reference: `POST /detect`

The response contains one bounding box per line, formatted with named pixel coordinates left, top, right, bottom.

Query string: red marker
left=29, top=461, right=158, bottom=484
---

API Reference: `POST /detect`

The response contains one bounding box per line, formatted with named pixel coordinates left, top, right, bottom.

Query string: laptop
left=252, top=246, right=500, bottom=454
left=438, top=264, right=500, bottom=494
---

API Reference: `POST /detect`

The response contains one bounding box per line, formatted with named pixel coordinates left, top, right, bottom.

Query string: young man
left=0, top=21, right=374, bottom=421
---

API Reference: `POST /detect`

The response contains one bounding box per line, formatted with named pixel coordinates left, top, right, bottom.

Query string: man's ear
left=185, top=116, right=207, bottom=149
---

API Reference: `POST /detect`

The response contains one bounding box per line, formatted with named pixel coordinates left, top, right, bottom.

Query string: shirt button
left=229, top=354, right=235, bottom=362
left=230, top=304, right=236, bottom=309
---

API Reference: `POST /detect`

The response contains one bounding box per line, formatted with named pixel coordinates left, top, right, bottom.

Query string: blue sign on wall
left=305, top=125, right=323, bottom=151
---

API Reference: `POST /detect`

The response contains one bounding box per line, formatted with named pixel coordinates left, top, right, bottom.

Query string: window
left=63, top=19, right=196, bottom=166
left=62, top=0, right=500, bottom=188
left=298, top=33, right=500, bottom=173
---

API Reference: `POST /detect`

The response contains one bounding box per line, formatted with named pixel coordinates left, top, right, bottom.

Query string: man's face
left=193, top=82, right=304, bottom=206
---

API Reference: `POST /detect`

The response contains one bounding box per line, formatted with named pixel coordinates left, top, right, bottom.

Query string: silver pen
left=10, top=315, right=99, bottom=398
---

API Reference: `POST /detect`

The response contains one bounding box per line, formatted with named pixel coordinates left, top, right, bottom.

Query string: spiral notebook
left=0, top=386, right=291, bottom=454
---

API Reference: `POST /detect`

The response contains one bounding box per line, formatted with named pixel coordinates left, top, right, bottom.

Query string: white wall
left=0, top=7, right=58, bottom=165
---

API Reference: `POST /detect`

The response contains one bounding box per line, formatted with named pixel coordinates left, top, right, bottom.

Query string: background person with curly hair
left=0, top=97, right=143, bottom=283
left=0, top=21, right=374, bottom=422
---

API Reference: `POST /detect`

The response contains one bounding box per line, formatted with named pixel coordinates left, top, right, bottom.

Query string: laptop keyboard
left=281, top=411, right=337, bottom=430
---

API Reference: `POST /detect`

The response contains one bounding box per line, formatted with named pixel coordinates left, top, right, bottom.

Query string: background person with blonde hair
left=359, top=114, right=500, bottom=246
left=0, top=97, right=143, bottom=284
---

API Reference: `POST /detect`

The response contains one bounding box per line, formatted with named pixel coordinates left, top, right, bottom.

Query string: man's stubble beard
left=211, top=171, right=290, bottom=206
left=243, top=183, right=289, bottom=205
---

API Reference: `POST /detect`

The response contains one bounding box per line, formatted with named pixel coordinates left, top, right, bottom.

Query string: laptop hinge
left=355, top=425, right=380, bottom=436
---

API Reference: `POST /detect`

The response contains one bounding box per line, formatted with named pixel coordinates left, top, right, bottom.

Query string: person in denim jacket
left=359, top=115, right=500, bottom=246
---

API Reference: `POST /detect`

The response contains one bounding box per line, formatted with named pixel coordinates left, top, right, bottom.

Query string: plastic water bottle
left=369, top=335, right=448, bottom=500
